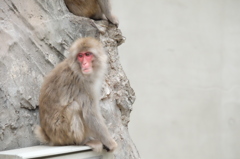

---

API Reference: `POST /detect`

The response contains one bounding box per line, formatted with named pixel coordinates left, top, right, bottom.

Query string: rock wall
left=0, top=0, right=140, bottom=158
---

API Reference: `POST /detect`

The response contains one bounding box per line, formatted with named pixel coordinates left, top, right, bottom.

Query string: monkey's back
left=38, top=60, right=84, bottom=144
left=64, top=0, right=103, bottom=19
left=40, top=60, right=82, bottom=109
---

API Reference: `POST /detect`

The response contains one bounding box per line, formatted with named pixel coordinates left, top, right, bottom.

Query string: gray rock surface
left=0, top=0, right=140, bottom=158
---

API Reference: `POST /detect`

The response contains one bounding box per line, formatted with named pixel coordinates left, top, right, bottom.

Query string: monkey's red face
left=77, top=52, right=94, bottom=74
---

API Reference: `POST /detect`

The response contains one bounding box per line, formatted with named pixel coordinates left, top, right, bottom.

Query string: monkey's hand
left=104, top=139, right=118, bottom=152
left=108, top=15, right=119, bottom=27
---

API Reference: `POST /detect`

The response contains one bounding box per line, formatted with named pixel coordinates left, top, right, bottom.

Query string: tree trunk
left=0, top=0, right=140, bottom=158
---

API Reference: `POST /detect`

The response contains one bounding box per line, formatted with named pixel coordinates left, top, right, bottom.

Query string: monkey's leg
left=47, top=101, right=84, bottom=145
left=85, top=140, right=103, bottom=152
left=68, top=101, right=85, bottom=144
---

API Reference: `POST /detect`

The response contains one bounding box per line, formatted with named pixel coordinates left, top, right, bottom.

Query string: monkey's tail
left=34, top=125, right=51, bottom=144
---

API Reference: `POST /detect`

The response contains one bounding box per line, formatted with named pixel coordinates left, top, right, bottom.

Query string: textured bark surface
left=0, top=0, right=140, bottom=158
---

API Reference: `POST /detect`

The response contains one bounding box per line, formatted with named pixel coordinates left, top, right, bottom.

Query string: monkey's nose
left=82, top=62, right=88, bottom=67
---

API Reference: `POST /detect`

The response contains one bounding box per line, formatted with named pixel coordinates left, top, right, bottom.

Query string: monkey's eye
left=85, top=52, right=92, bottom=56
left=78, top=54, right=83, bottom=58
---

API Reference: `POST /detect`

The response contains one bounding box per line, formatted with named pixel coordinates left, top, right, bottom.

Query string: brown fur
left=64, top=0, right=119, bottom=26
left=35, top=37, right=117, bottom=152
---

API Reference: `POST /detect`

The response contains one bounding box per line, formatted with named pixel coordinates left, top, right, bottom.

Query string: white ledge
left=0, top=145, right=113, bottom=159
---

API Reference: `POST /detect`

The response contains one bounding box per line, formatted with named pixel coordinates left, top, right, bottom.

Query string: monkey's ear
left=67, top=47, right=75, bottom=60
left=69, top=42, right=76, bottom=54
left=68, top=40, right=80, bottom=58
left=68, top=47, right=74, bottom=55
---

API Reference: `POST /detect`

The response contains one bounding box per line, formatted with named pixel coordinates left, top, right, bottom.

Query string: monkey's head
left=68, top=37, right=108, bottom=76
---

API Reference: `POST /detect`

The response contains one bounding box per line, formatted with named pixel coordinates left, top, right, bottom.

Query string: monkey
left=64, top=0, right=119, bottom=27
left=35, top=37, right=117, bottom=152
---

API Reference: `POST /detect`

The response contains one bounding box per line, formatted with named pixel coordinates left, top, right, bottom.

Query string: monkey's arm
left=97, top=0, right=119, bottom=26
left=82, top=100, right=117, bottom=151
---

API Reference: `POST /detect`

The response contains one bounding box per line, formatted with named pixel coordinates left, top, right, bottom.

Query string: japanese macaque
left=35, top=37, right=117, bottom=152
left=64, top=0, right=119, bottom=27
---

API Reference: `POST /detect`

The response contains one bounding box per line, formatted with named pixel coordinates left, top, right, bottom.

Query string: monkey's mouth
left=82, top=68, right=92, bottom=74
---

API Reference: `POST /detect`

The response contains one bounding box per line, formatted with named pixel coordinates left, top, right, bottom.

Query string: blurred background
left=112, top=0, right=240, bottom=159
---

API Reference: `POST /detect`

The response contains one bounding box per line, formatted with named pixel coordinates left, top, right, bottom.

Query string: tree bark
left=0, top=0, right=140, bottom=158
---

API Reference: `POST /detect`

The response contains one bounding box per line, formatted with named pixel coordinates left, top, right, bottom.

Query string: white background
left=112, top=0, right=240, bottom=158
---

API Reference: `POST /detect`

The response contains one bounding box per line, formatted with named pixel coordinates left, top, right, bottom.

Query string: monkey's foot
left=85, top=140, right=103, bottom=153
left=104, top=139, right=118, bottom=152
